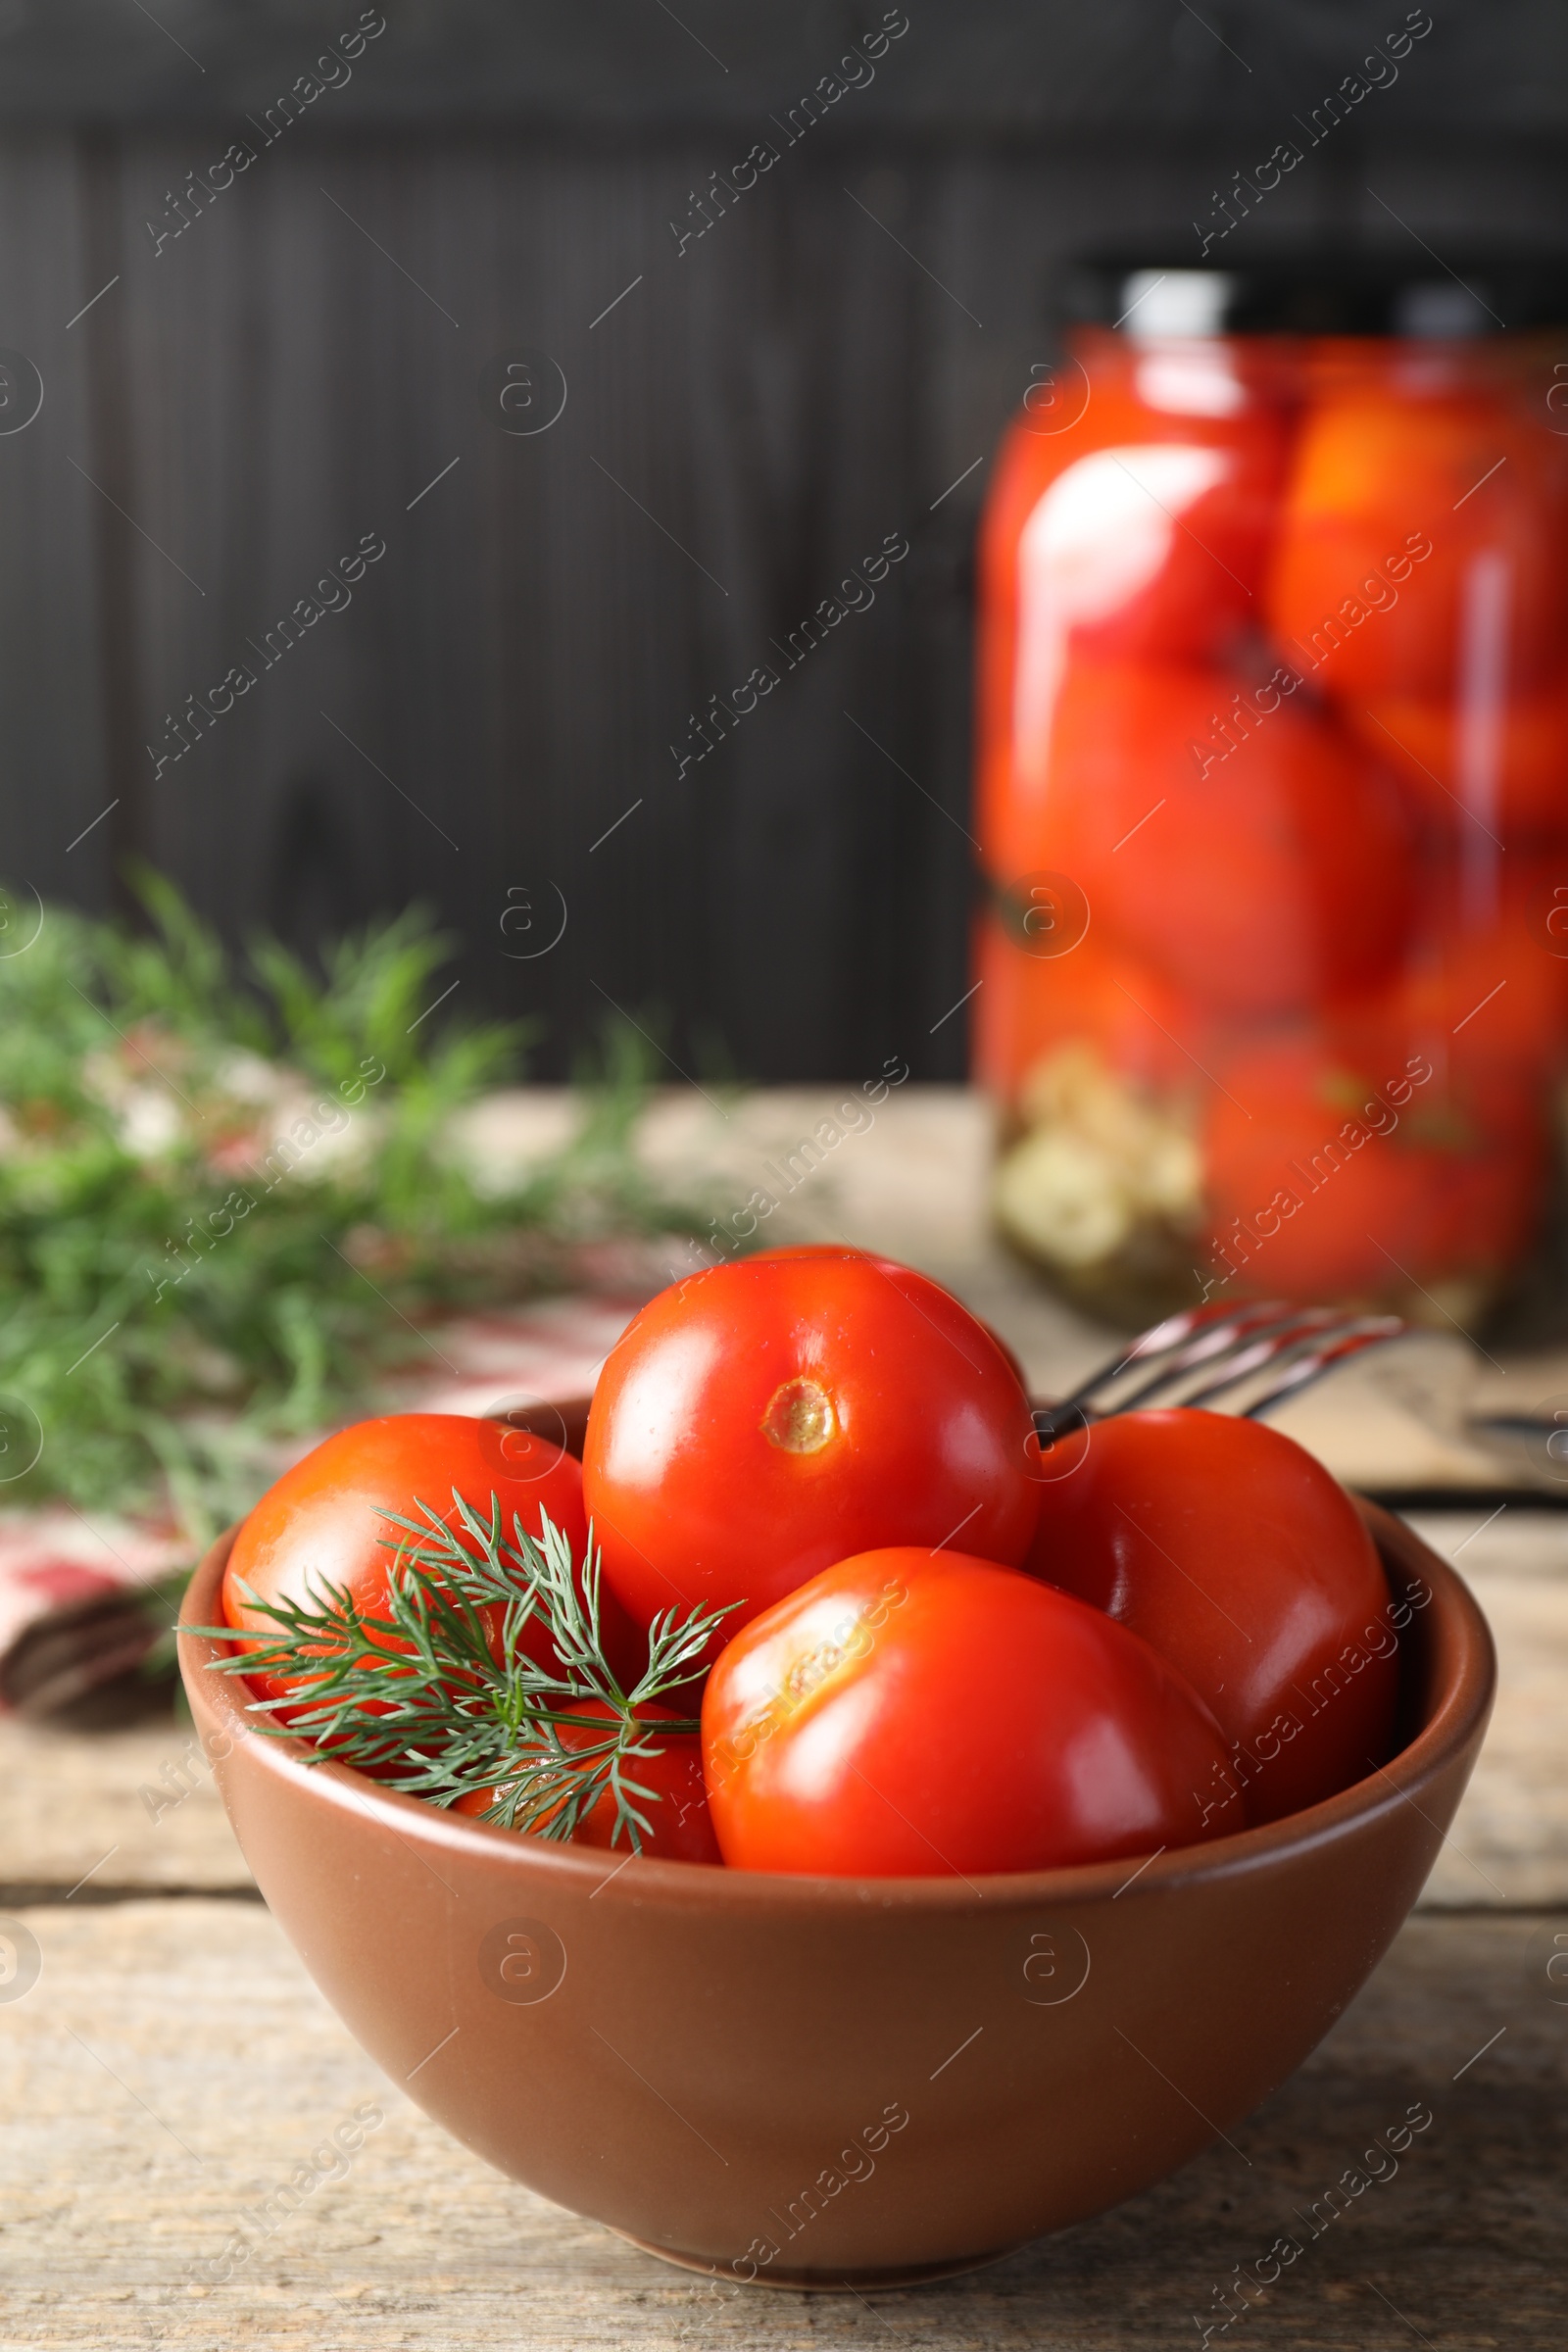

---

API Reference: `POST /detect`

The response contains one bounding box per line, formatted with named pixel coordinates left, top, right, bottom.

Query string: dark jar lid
left=1062, top=252, right=1568, bottom=338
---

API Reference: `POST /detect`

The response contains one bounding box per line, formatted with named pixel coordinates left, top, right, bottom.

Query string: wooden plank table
left=0, top=1902, right=1560, bottom=2352
left=3, top=1526, right=1561, bottom=2350
left=3, top=1089, right=1566, bottom=2348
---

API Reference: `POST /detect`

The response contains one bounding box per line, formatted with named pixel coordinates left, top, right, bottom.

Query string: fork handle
left=1033, top=1400, right=1095, bottom=1446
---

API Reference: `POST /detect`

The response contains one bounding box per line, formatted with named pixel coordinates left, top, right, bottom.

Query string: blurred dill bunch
left=0, top=869, right=702, bottom=1536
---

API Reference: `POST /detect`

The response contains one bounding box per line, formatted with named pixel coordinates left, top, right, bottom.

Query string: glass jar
left=975, top=257, right=1568, bottom=1328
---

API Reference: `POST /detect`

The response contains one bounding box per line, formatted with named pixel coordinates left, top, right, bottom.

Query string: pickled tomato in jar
left=976, top=258, right=1568, bottom=1323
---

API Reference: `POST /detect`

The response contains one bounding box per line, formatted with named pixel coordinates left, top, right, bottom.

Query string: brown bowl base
left=610, top=2228, right=1014, bottom=2293
left=178, top=1487, right=1494, bottom=2287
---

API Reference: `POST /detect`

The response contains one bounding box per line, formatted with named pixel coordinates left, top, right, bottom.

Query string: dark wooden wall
left=3, top=2, right=1568, bottom=1078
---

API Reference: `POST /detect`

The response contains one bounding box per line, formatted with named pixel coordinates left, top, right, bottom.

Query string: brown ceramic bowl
left=178, top=1426, right=1492, bottom=2293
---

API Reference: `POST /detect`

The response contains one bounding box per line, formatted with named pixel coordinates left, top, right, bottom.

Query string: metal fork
left=1033, top=1299, right=1406, bottom=1446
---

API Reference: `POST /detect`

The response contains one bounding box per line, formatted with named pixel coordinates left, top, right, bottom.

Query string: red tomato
left=1322, top=908, right=1560, bottom=1291
left=1348, top=687, right=1568, bottom=843
left=1266, top=386, right=1568, bottom=702
left=744, top=1245, right=1032, bottom=1396
left=971, top=913, right=1212, bottom=1107
left=1009, top=418, right=1284, bottom=667
left=1333, top=851, right=1568, bottom=1088
left=582, top=1256, right=1041, bottom=1647
left=1027, top=1410, right=1398, bottom=1825
left=977, top=337, right=1287, bottom=879
left=744, top=1243, right=904, bottom=1270
left=702, top=1546, right=1244, bottom=1876
left=455, top=1698, right=719, bottom=1864
left=222, top=1413, right=643, bottom=1702
left=1200, top=1036, right=1546, bottom=1301
left=1039, top=661, right=1415, bottom=1015
left=1409, top=1114, right=1548, bottom=1289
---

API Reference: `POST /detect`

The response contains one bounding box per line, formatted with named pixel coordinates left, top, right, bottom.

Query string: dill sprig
left=0, top=867, right=717, bottom=1540
left=194, top=1495, right=734, bottom=1853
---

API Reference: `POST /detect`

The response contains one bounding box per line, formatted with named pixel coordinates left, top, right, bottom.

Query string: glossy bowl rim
left=177, top=1499, right=1494, bottom=1919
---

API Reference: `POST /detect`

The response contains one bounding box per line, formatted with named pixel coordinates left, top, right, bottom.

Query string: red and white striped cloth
left=0, top=1295, right=639, bottom=1713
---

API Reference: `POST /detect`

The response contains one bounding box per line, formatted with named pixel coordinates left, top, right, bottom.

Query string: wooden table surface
left=3, top=1089, right=1567, bottom=2349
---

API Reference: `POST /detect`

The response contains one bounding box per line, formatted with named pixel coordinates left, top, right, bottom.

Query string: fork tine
left=1174, top=1315, right=1353, bottom=1410
left=1107, top=1306, right=1333, bottom=1413
left=1177, top=1316, right=1401, bottom=1413
left=1044, top=1299, right=1407, bottom=1436
left=1236, top=1320, right=1405, bottom=1418
left=1119, top=1298, right=1287, bottom=1362
left=1063, top=1298, right=1292, bottom=1407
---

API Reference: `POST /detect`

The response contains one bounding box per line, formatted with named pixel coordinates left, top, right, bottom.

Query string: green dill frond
left=194, top=1498, right=734, bottom=1853
left=0, top=874, right=720, bottom=1536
